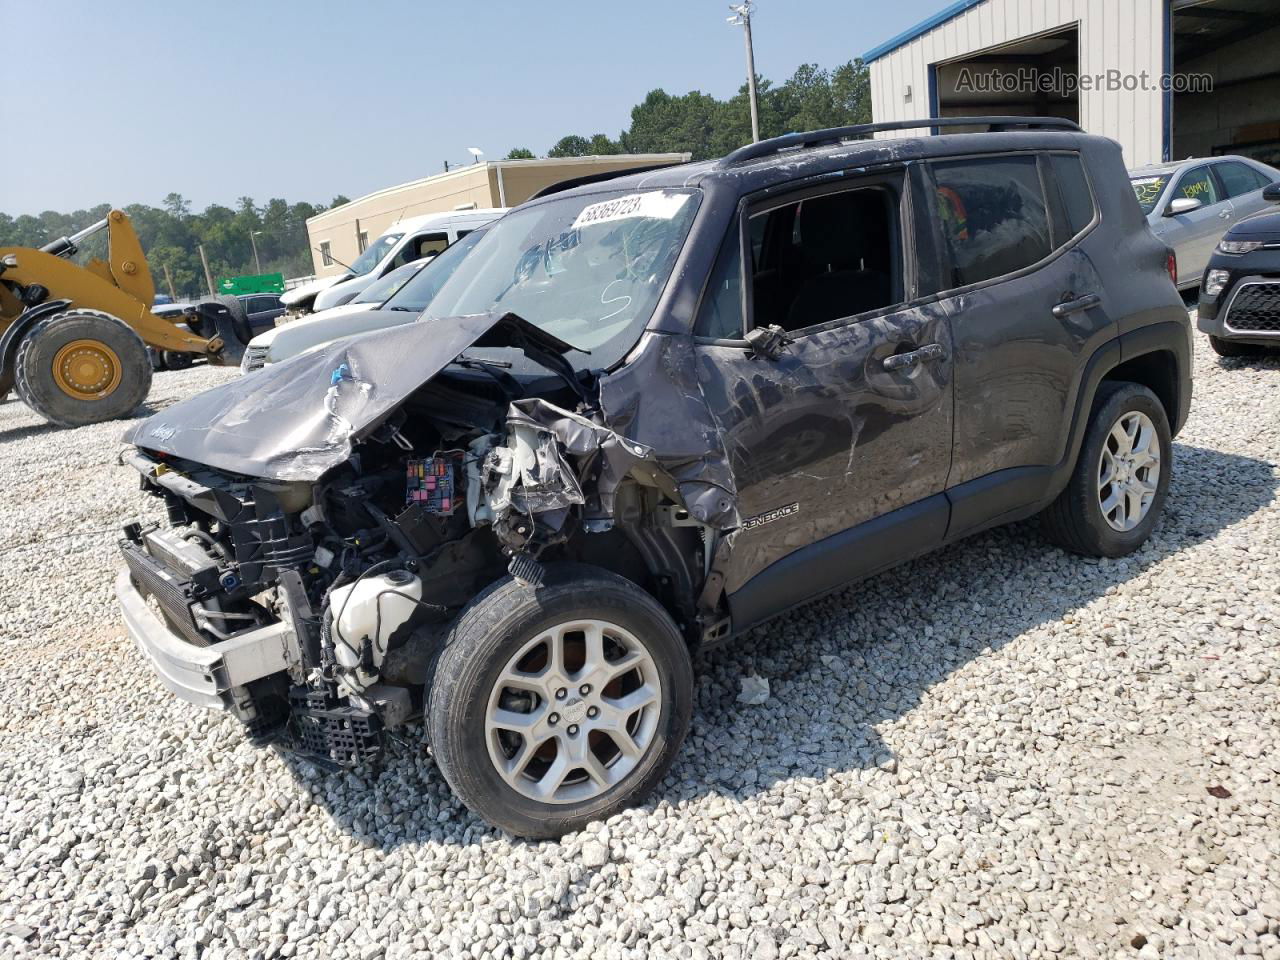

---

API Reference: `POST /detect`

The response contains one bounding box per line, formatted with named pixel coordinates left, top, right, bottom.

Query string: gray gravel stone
left=1, top=333, right=1278, bottom=959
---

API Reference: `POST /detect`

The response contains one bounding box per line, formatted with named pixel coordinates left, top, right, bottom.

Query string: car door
left=1164, top=164, right=1234, bottom=281
left=925, top=151, right=1117, bottom=536
left=692, top=167, right=954, bottom=621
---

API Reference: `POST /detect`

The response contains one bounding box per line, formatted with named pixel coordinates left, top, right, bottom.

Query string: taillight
left=1166, top=250, right=1177, bottom=286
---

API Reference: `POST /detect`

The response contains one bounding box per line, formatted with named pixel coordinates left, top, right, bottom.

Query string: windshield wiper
left=449, top=354, right=522, bottom=399
left=386, top=305, right=420, bottom=312
left=472, top=312, right=593, bottom=406
left=452, top=354, right=512, bottom=369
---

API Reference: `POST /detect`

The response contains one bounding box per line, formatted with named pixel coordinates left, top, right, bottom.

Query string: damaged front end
left=116, top=313, right=737, bottom=766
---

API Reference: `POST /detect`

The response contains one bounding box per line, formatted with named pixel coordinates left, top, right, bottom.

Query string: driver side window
left=1173, top=166, right=1220, bottom=206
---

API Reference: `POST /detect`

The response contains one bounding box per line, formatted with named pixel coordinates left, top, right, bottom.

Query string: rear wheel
left=427, top=564, right=693, bottom=838
left=161, top=350, right=194, bottom=370
left=194, top=295, right=253, bottom=365
left=13, top=309, right=152, bottom=427
left=1040, top=381, right=1171, bottom=557
left=1209, top=335, right=1269, bottom=359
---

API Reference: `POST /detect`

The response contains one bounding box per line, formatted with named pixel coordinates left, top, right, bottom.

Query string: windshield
left=384, top=228, right=487, bottom=313
left=423, top=188, right=700, bottom=358
left=1130, top=175, right=1170, bottom=215
left=352, top=259, right=431, bottom=304
left=347, top=232, right=403, bottom=276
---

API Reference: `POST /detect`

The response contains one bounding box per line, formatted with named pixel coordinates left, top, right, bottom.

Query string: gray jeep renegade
left=117, top=117, right=1192, bottom=838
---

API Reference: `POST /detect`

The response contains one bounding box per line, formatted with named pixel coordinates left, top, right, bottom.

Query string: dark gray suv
left=116, top=117, right=1191, bottom=837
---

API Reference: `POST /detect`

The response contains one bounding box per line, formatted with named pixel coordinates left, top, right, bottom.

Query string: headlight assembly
left=1216, top=239, right=1264, bottom=255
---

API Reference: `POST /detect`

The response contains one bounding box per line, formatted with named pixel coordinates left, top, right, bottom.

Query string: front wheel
left=1040, top=381, right=1172, bottom=557
left=427, top=564, right=693, bottom=838
left=13, top=309, right=152, bottom=427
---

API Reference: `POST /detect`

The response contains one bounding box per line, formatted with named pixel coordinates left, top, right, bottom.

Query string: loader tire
left=13, top=310, right=152, bottom=427
left=195, top=295, right=252, bottom=366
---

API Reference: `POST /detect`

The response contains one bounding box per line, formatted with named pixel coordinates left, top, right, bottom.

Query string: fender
left=0, top=298, right=72, bottom=394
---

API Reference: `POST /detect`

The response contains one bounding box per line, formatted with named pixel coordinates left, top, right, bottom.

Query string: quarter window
left=931, top=156, right=1051, bottom=287
left=694, top=227, right=744, bottom=339
left=1215, top=161, right=1271, bottom=199
left=1173, top=166, right=1220, bottom=206
left=1049, top=153, right=1096, bottom=239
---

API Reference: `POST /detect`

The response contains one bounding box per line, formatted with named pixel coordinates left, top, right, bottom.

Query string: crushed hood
left=123, top=313, right=514, bottom=481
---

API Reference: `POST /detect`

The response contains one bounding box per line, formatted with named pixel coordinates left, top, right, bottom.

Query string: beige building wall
left=306, top=154, right=691, bottom=276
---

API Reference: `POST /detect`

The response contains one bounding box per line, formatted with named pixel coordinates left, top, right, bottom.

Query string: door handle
left=1052, top=293, right=1100, bottom=318
left=1218, top=210, right=1232, bottom=219
left=883, top=342, right=946, bottom=371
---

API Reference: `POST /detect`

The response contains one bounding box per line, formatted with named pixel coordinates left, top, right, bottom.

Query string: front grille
left=121, top=542, right=209, bottom=646
left=1224, top=282, right=1280, bottom=333
left=240, top=345, right=269, bottom=373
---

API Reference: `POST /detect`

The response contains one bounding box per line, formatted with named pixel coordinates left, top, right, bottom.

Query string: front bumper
left=116, top=568, right=297, bottom=710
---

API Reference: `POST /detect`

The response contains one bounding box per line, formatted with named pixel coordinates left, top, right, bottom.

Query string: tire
left=195, top=295, right=252, bottom=366
left=214, top=295, right=255, bottom=345
left=1040, top=381, right=1172, bottom=557
left=1209, top=335, right=1268, bottom=359
left=427, top=563, right=694, bottom=838
left=13, top=309, right=152, bottom=427
left=161, top=350, right=194, bottom=370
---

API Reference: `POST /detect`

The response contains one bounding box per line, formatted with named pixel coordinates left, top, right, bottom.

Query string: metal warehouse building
left=305, top=154, right=690, bottom=277
left=866, top=0, right=1280, bottom=168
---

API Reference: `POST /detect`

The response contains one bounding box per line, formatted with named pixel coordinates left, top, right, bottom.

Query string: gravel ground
left=1, top=338, right=1278, bottom=960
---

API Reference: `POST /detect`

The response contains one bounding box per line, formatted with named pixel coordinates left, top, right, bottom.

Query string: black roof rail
left=527, top=162, right=678, bottom=201
left=718, top=116, right=1083, bottom=168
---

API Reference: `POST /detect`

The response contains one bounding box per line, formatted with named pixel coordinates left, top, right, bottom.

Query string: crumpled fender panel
left=597, top=332, right=740, bottom=530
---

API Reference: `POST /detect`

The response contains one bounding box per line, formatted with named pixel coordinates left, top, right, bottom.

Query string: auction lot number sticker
left=572, top=192, right=689, bottom=230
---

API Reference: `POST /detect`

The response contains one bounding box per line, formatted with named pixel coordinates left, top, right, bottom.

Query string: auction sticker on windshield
left=572, top=192, right=690, bottom=231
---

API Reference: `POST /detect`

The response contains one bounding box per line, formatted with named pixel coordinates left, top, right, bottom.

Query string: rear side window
left=1216, top=161, right=1271, bottom=198
left=931, top=156, right=1051, bottom=288
left=1048, top=153, right=1096, bottom=239
left=1173, top=166, right=1220, bottom=206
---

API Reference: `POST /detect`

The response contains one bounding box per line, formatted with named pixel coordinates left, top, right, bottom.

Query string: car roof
left=535, top=127, right=1108, bottom=207
left=1128, top=155, right=1273, bottom=178
left=390, top=208, right=506, bottom=233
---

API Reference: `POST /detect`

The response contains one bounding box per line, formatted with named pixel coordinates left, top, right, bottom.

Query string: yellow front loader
left=0, top=209, right=241, bottom=427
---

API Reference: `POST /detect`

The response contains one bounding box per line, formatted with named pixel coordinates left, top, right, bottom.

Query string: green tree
left=505, top=147, right=536, bottom=159
left=547, top=135, right=593, bottom=158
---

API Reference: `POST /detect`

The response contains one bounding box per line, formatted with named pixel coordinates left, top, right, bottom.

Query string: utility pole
left=728, top=2, right=761, bottom=143
left=249, top=230, right=263, bottom=274
left=198, top=244, right=216, bottom=297
left=161, top=263, right=178, bottom=301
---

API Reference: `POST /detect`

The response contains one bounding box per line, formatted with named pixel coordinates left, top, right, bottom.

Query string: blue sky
left=0, top=0, right=943, bottom=215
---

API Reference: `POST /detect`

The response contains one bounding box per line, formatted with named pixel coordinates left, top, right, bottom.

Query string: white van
left=310, top=207, right=503, bottom=313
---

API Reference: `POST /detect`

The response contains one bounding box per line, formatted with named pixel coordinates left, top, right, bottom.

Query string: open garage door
left=934, top=26, right=1079, bottom=130
left=1171, top=0, right=1280, bottom=166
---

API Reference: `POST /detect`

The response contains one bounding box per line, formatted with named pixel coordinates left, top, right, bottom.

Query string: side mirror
left=1166, top=196, right=1203, bottom=216
left=1264, top=182, right=1280, bottom=203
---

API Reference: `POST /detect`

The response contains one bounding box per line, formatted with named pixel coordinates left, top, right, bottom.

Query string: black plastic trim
left=726, top=494, right=949, bottom=632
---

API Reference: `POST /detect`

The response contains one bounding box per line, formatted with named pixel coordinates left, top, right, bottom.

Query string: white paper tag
left=571, top=192, right=689, bottom=231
